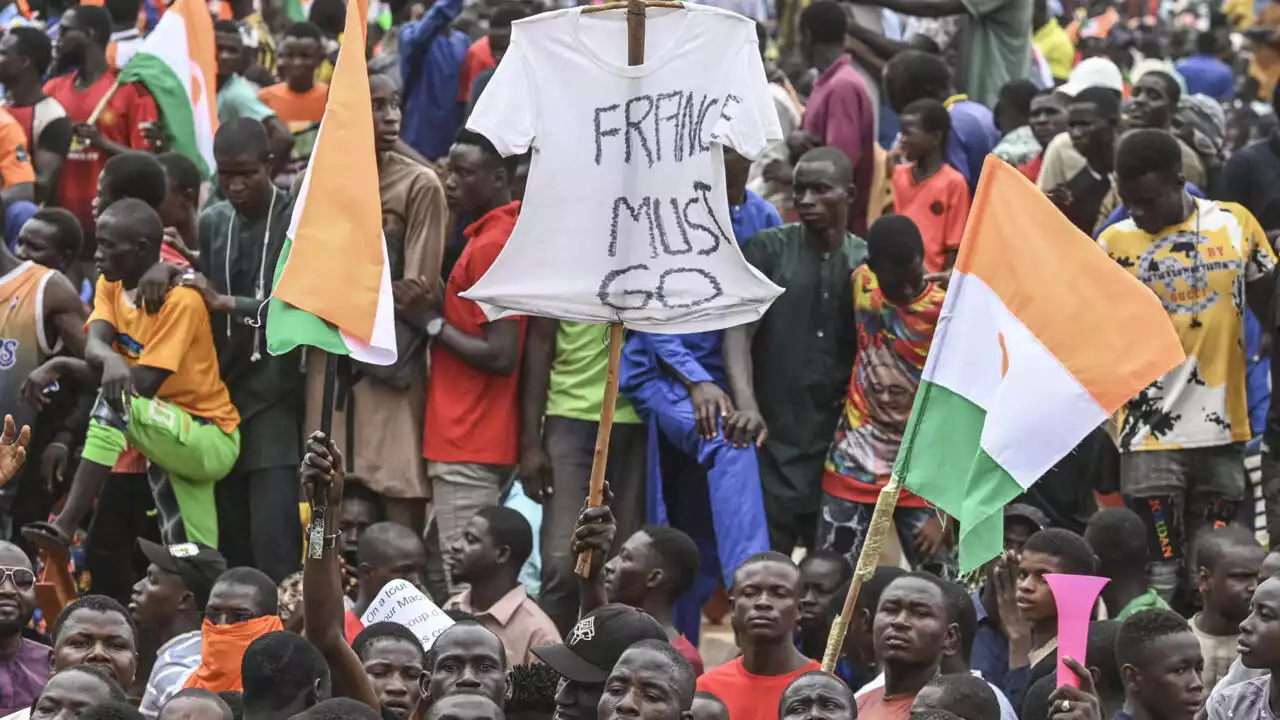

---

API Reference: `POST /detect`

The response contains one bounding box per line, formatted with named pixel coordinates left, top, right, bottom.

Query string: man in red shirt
left=857, top=573, right=958, bottom=720
left=0, top=27, right=71, bottom=204
left=396, top=128, right=523, bottom=598
left=44, top=5, right=158, bottom=276
left=697, top=553, right=820, bottom=720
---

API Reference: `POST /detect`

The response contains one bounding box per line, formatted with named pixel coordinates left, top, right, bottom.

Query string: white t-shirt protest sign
left=360, top=579, right=454, bottom=649
left=464, top=4, right=784, bottom=334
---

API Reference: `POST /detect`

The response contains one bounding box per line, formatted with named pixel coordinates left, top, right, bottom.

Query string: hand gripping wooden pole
left=574, top=323, right=625, bottom=577
left=822, top=474, right=904, bottom=672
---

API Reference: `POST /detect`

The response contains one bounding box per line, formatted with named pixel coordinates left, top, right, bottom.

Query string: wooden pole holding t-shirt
left=570, top=0, right=673, bottom=579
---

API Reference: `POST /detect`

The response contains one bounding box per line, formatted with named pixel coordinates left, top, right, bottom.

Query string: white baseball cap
left=1059, top=57, right=1126, bottom=97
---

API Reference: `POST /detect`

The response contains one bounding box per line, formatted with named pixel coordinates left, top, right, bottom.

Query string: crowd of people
left=2, top=0, right=1280, bottom=716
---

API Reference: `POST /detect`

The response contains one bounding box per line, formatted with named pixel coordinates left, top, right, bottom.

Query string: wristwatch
left=426, top=317, right=445, bottom=338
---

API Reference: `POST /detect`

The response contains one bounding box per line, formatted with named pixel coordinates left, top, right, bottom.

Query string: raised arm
left=857, top=0, right=966, bottom=19
left=301, top=432, right=382, bottom=711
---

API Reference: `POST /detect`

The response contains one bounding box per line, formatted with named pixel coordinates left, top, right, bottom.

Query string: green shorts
left=82, top=394, right=240, bottom=547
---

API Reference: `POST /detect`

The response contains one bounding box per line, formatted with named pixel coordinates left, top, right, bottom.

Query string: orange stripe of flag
left=271, top=0, right=382, bottom=343
left=952, top=156, right=1184, bottom=413
left=173, top=0, right=217, bottom=136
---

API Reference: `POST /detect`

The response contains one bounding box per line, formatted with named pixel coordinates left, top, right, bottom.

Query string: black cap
left=1005, top=503, right=1051, bottom=533
left=531, top=604, right=666, bottom=684
left=137, top=539, right=227, bottom=610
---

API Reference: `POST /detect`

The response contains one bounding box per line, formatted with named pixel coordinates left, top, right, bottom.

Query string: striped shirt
left=140, top=631, right=202, bottom=719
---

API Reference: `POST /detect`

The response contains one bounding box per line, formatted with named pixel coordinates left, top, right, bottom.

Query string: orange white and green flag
left=117, top=0, right=217, bottom=174
left=894, top=157, right=1185, bottom=573
left=265, top=0, right=395, bottom=365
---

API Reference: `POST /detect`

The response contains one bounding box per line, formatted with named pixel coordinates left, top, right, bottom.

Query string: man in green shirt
left=1084, top=509, right=1171, bottom=621
left=520, top=319, right=647, bottom=635
left=723, top=146, right=867, bottom=554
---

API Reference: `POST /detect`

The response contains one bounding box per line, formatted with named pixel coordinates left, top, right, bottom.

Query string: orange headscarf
left=182, top=616, right=285, bottom=693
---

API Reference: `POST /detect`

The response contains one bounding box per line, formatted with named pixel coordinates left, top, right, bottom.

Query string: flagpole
left=821, top=474, right=903, bottom=673
left=573, top=0, right=648, bottom=579
left=309, top=353, right=337, bottom=559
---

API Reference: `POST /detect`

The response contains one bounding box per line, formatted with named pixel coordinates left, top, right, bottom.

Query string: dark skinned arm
left=518, top=317, right=558, bottom=504
left=571, top=502, right=616, bottom=617
left=45, top=271, right=88, bottom=359
left=846, top=23, right=911, bottom=62
left=845, top=34, right=888, bottom=77
left=859, top=0, right=966, bottom=18
left=721, top=322, right=768, bottom=447
left=301, top=432, right=383, bottom=711
left=435, top=320, right=522, bottom=375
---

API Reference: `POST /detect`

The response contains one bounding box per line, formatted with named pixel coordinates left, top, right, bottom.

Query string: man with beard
left=1119, top=609, right=1205, bottom=720
left=697, top=553, right=819, bottom=720
left=598, top=640, right=696, bottom=720
left=444, top=506, right=558, bottom=666
left=134, top=541, right=226, bottom=719
left=0, top=542, right=47, bottom=716
left=302, top=72, right=446, bottom=538
left=858, top=573, right=959, bottom=720
left=1192, top=527, right=1264, bottom=689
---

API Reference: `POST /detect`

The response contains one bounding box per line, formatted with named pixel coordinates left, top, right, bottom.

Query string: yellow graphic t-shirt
left=88, top=278, right=241, bottom=434
left=1098, top=199, right=1276, bottom=451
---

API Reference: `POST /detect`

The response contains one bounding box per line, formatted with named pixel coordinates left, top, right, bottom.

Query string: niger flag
left=266, top=0, right=395, bottom=365
left=894, top=156, right=1184, bottom=573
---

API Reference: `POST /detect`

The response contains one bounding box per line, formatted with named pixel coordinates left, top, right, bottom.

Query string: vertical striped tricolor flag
left=116, top=0, right=217, bottom=175
left=265, top=0, right=395, bottom=365
left=895, top=157, right=1185, bottom=574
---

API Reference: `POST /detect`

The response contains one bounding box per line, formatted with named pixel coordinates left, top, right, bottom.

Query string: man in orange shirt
left=35, top=199, right=241, bottom=551
left=258, top=22, right=327, bottom=189
left=44, top=5, right=159, bottom=276
left=891, top=99, right=970, bottom=274
left=0, top=108, right=35, bottom=204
